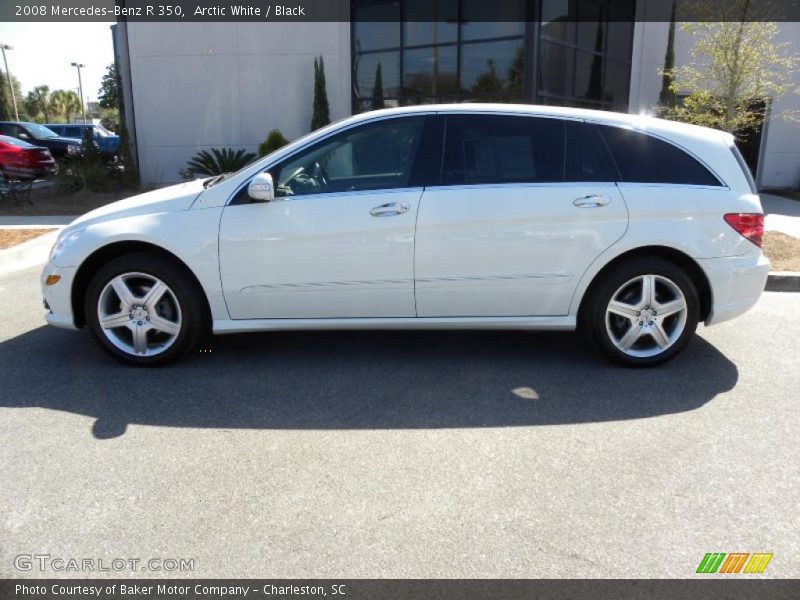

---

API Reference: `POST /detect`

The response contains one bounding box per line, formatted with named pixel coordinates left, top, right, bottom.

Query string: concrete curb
left=766, top=272, right=800, bottom=292
left=0, top=229, right=61, bottom=276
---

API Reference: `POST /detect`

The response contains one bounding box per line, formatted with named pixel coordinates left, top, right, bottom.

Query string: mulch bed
left=0, top=228, right=56, bottom=250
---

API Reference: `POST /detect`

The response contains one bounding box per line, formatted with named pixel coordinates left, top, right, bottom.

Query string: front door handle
left=573, top=194, right=611, bottom=208
left=370, top=202, right=410, bottom=217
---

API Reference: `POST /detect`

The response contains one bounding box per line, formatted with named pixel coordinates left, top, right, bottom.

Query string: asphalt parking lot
left=1, top=264, right=798, bottom=578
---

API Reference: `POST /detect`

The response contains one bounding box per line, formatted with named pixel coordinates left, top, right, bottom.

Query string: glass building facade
left=351, top=0, right=636, bottom=113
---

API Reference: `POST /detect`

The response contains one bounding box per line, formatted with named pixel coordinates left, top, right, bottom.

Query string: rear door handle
left=370, top=202, right=410, bottom=217
left=573, top=194, right=611, bottom=208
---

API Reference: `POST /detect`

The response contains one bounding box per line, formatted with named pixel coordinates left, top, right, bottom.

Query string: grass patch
left=763, top=231, right=800, bottom=272
left=0, top=228, right=55, bottom=250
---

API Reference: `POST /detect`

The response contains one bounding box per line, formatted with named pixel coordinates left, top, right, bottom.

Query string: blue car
left=45, top=123, right=120, bottom=156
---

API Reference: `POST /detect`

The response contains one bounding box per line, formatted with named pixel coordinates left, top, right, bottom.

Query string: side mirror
left=247, top=172, right=275, bottom=202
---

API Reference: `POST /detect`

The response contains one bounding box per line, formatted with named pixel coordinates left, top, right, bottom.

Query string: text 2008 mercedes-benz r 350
left=41, top=105, right=769, bottom=366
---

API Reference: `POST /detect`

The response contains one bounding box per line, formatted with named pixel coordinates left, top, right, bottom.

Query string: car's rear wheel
left=85, top=252, right=206, bottom=366
left=584, top=257, right=700, bottom=367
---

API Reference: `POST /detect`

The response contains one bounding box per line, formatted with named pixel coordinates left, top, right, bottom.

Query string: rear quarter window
left=441, top=115, right=565, bottom=185
left=596, top=124, right=722, bottom=187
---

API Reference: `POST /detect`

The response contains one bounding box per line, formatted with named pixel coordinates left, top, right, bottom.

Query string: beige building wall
left=123, top=21, right=352, bottom=186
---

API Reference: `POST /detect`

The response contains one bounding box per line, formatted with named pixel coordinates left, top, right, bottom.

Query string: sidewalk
left=761, top=193, right=800, bottom=239
left=0, top=215, right=76, bottom=227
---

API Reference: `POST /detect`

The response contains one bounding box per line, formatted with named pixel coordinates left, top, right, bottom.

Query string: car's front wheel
left=585, top=257, right=700, bottom=367
left=85, top=252, right=206, bottom=366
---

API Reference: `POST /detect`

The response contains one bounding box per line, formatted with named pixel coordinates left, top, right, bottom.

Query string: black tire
left=84, top=251, right=207, bottom=366
left=582, top=256, right=700, bottom=367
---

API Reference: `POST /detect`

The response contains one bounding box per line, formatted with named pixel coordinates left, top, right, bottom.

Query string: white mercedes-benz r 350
left=41, top=104, right=769, bottom=367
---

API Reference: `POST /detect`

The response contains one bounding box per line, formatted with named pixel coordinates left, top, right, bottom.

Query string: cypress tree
left=371, top=62, right=385, bottom=110
left=659, top=0, right=677, bottom=108
left=311, top=55, right=331, bottom=131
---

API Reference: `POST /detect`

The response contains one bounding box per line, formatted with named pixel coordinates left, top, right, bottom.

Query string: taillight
left=724, top=213, right=764, bottom=248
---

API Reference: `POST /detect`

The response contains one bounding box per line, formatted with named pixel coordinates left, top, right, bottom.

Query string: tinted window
left=596, top=125, right=722, bottom=186
left=273, top=116, right=425, bottom=197
left=442, top=115, right=564, bottom=185
left=565, top=121, right=615, bottom=182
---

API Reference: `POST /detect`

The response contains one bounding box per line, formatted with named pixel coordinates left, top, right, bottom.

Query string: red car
left=0, top=134, right=58, bottom=180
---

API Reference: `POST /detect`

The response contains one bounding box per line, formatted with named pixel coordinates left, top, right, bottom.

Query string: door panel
left=414, top=183, right=628, bottom=317
left=219, top=190, right=421, bottom=319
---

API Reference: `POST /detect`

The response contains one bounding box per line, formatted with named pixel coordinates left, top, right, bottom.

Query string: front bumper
left=40, top=263, right=79, bottom=330
left=698, top=252, right=770, bottom=326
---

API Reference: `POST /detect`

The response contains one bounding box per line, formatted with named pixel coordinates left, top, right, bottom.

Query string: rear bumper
left=698, top=253, right=770, bottom=326
left=41, top=264, right=79, bottom=330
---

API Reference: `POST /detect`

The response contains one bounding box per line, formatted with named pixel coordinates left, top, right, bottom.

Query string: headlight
left=66, top=144, right=80, bottom=155
left=49, top=228, right=85, bottom=262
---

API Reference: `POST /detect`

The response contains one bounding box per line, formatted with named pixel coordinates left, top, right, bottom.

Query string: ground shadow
left=0, top=326, right=738, bottom=439
left=762, top=193, right=800, bottom=217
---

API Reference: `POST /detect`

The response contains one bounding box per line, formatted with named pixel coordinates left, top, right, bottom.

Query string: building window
left=538, top=0, right=636, bottom=111
left=351, top=0, right=636, bottom=113
left=351, top=0, right=527, bottom=111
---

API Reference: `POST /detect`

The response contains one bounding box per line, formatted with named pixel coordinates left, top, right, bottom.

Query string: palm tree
left=62, top=91, right=82, bottom=121
left=48, top=90, right=68, bottom=122
left=183, top=148, right=257, bottom=177
left=25, top=86, right=51, bottom=121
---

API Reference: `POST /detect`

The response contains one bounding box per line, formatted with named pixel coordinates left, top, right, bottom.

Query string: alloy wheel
left=604, top=274, right=688, bottom=358
left=97, top=272, right=182, bottom=357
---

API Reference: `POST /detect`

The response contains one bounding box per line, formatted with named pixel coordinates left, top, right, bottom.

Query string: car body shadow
left=0, top=326, right=738, bottom=439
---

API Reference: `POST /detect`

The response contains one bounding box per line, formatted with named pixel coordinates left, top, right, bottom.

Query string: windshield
left=24, top=123, right=59, bottom=139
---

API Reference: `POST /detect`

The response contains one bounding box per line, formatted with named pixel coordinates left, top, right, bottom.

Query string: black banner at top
left=2, top=0, right=800, bottom=22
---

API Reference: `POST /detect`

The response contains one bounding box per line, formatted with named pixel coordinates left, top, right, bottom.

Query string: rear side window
left=565, top=121, right=616, bottom=182
left=442, top=115, right=564, bottom=185
left=596, top=125, right=722, bottom=186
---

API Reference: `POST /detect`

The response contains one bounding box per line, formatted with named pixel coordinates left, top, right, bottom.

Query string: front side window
left=273, top=116, right=425, bottom=197
left=596, top=125, right=723, bottom=186
left=441, top=115, right=564, bottom=185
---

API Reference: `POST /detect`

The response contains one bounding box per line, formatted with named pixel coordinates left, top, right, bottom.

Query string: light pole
left=0, top=44, right=19, bottom=122
left=70, top=62, right=86, bottom=123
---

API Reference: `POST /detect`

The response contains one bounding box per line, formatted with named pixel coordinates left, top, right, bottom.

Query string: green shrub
left=56, top=128, right=120, bottom=194
left=180, top=148, right=257, bottom=179
left=258, top=129, right=289, bottom=157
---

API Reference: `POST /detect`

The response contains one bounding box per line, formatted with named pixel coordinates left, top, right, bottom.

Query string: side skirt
left=212, top=315, right=577, bottom=335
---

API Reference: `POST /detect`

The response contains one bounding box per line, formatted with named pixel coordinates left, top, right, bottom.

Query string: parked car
left=0, top=122, right=81, bottom=159
left=45, top=123, right=120, bottom=156
left=41, top=104, right=769, bottom=367
left=0, top=135, right=57, bottom=179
